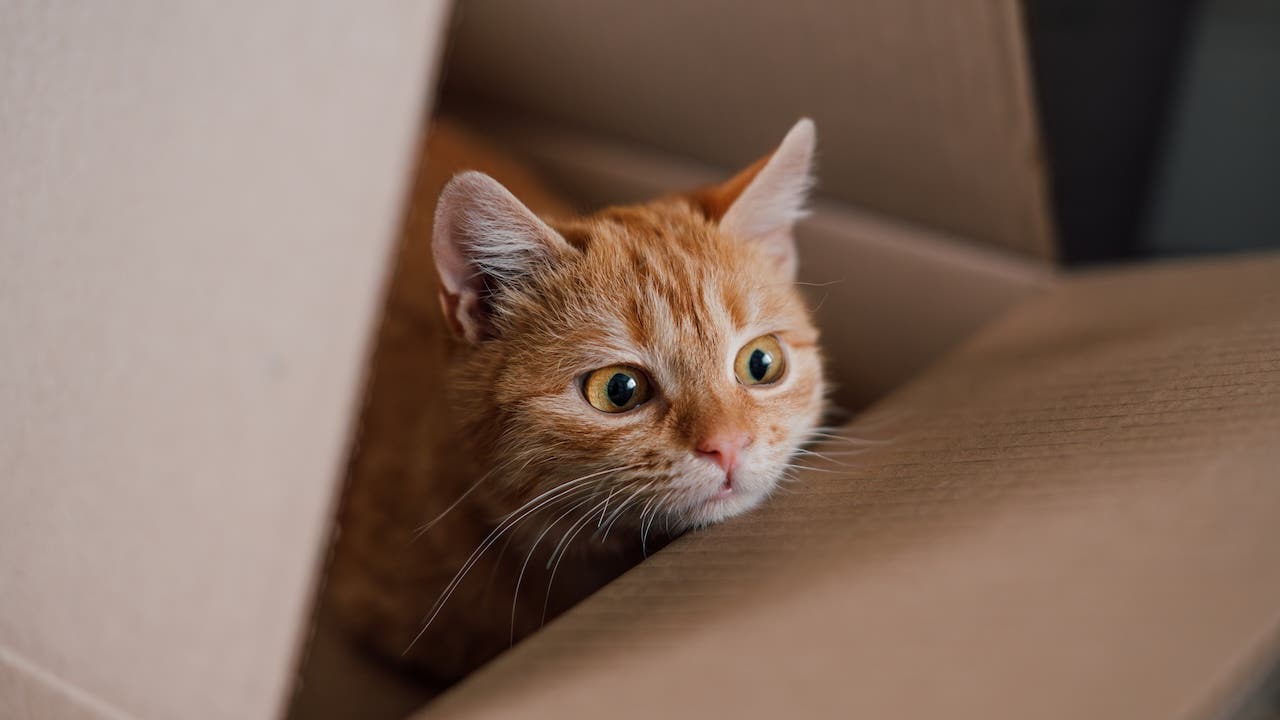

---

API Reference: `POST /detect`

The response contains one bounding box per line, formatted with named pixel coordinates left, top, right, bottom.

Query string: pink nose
left=695, top=431, right=753, bottom=473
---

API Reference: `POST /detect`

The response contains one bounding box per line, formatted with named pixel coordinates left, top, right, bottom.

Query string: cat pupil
left=749, top=349, right=772, bottom=381
left=607, top=373, right=636, bottom=406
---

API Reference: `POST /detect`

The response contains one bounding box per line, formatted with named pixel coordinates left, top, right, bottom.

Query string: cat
left=325, top=117, right=826, bottom=688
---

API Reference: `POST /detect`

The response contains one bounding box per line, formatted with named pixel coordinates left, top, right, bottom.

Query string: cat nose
left=695, top=431, right=753, bottom=473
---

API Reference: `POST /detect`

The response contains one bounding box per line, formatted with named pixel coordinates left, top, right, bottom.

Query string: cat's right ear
left=688, top=118, right=816, bottom=281
left=432, top=171, right=572, bottom=343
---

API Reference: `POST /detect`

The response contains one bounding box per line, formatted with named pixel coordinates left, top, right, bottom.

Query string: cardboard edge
left=993, top=0, right=1059, bottom=262
left=279, top=5, right=456, bottom=719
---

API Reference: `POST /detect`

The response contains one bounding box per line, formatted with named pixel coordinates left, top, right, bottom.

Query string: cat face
left=435, top=120, right=824, bottom=535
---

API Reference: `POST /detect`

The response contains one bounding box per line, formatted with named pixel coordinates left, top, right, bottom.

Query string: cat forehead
left=519, top=202, right=800, bottom=358
left=579, top=205, right=747, bottom=290
left=557, top=201, right=719, bottom=258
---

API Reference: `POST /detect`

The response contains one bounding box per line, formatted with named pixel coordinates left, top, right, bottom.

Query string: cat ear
left=694, top=118, right=816, bottom=280
left=432, top=171, right=572, bottom=343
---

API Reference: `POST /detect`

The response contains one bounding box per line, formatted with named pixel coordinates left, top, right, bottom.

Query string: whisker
left=596, top=482, right=652, bottom=542
left=598, top=487, right=616, bottom=527
left=780, top=462, right=853, bottom=476
left=798, top=445, right=874, bottom=455
left=494, top=463, right=631, bottom=525
left=642, top=488, right=675, bottom=555
left=417, top=482, right=593, bottom=641
left=479, top=532, right=518, bottom=610
left=404, top=464, right=639, bottom=654
left=792, top=449, right=862, bottom=467
left=637, top=495, right=659, bottom=558
left=411, top=465, right=500, bottom=541
left=809, top=427, right=896, bottom=446
left=541, top=498, right=610, bottom=627
left=510, top=493, right=599, bottom=645
left=548, top=490, right=611, bottom=569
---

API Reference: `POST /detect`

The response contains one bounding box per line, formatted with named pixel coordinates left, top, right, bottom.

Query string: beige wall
left=0, top=3, right=447, bottom=718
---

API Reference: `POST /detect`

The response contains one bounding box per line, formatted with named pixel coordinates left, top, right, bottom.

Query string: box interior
left=440, top=0, right=1057, bottom=261
left=286, top=115, right=1055, bottom=720
left=289, top=2, right=1061, bottom=717
left=5, top=3, right=1277, bottom=719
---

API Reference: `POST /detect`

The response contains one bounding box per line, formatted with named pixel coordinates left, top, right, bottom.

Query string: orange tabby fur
left=326, top=118, right=825, bottom=686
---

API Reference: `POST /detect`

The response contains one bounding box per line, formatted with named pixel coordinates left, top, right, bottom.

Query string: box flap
left=422, top=252, right=1280, bottom=719
left=0, top=4, right=448, bottom=718
left=444, top=0, right=1055, bottom=260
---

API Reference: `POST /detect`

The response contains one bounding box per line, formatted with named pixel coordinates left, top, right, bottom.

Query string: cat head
left=433, top=119, right=824, bottom=533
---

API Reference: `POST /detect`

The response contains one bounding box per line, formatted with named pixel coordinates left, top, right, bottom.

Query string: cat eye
left=582, top=365, right=653, bottom=413
left=734, top=334, right=787, bottom=386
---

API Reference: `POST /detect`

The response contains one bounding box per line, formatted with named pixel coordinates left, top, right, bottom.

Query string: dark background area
left=1027, top=0, right=1280, bottom=265
left=1030, top=9, right=1280, bottom=708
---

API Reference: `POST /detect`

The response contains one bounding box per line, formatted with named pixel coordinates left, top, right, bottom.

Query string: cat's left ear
left=432, top=171, right=574, bottom=343
left=691, top=118, right=816, bottom=281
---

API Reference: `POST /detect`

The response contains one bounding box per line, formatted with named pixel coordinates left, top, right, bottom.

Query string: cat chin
left=684, top=484, right=771, bottom=528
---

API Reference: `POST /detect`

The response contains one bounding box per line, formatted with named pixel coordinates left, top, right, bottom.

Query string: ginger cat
left=326, top=117, right=826, bottom=688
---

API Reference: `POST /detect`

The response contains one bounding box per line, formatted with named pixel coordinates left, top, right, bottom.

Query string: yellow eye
left=734, top=334, right=786, bottom=386
left=582, top=365, right=653, bottom=413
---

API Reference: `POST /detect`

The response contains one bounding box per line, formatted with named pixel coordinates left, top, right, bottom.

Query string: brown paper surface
left=421, top=253, right=1280, bottom=719
left=443, top=0, right=1054, bottom=260
left=0, top=4, right=448, bottom=718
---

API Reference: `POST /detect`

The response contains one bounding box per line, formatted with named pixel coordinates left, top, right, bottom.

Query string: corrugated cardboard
left=0, top=4, right=449, bottom=718
left=9, top=2, right=1278, bottom=719
left=444, top=0, right=1055, bottom=260
left=421, top=253, right=1280, bottom=719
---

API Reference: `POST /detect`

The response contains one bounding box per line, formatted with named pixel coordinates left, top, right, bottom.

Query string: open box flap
left=422, top=252, right=1280, bottom=719
left=0, top=4, right=449, bottom=718
left=443, top=0, right=1055, bottom=261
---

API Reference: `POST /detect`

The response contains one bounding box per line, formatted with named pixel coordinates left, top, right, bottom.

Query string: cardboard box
left=0, top=4, right=450, bottom=719
left=3, top=3, right=1278, bottom=719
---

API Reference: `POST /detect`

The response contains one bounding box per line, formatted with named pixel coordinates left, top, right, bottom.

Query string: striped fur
left=326, top=119, right=825, bottom=687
